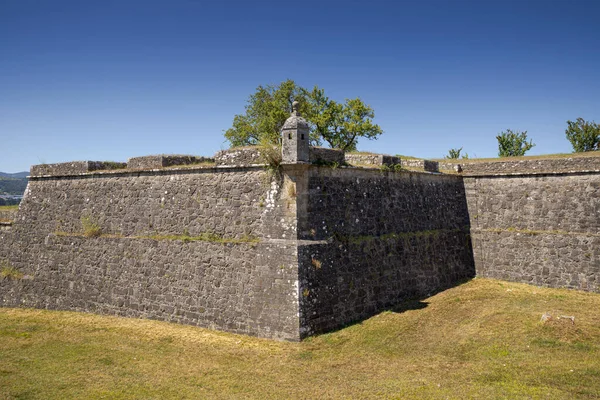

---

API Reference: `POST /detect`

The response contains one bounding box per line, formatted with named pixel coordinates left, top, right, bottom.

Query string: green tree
left=224, top=80, right=310, bottom=146
left=496, top=129, right=535, bottom=157
left=565, top=117, right=600, bottom=152
left=445, top=147, right=463, bottom=159
left=225, top=80, right=383, bottom=151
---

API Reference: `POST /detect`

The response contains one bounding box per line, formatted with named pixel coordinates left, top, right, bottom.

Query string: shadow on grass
left=306, top=277, right=474, bottom=339
left=388, top=298, right=429, bottom=313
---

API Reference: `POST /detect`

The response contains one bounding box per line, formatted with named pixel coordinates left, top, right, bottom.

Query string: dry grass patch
left=1, top=278, right=599, bottom=399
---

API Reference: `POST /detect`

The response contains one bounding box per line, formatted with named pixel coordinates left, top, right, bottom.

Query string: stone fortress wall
left=1, top=109, right=599, bottom=340
left=297, top=167, right=474, bottom=336
left=0, top=163, right=303, bottom=340
left=462, top=166, right=600, bottom=292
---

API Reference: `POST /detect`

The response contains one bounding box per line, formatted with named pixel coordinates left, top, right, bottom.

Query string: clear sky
left=1, top=0, right=599, bottom=173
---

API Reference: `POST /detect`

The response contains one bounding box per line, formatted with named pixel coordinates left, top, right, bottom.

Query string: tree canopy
left=225, top=80, right=383, bottom=151
left=496, top=129, right=535, bottom=157
left=565, top=117, right=600, bottom=152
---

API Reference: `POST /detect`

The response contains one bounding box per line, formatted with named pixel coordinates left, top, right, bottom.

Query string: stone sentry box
left=281, top=101, right=310, bottom=164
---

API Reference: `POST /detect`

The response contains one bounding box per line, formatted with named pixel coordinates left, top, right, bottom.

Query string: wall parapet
left=215, top=147, right=263, bottom=166
left=402, top=159, right=439, bottom=172
left=27, top=163, right=266, bottom=181
left=344, top=153, right=401, bottom=167
left=0, top=209, right=17, bottom=222
left=30, top=161, right=127, bottom=177
left=441, top=156, right=600, bottom=176
left=30, top=156, right=215, bottom=178
left=127, top=155, right=213, bottom=169
left=310, top=147, right=345, bottom=165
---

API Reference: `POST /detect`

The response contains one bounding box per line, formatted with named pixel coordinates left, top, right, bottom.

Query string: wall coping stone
left=401, top=159, right=439, bottom=172
left=30, top=161, right=127, bottom=177
left=28, top=164, right=266, bottom=180
left=127, top=155, right=213, bottom=169
left=441, top=156, right=600, bottom=176
left=214, top=147, right=263, bottom=166
left=462, top=169, right=600, bottom=178
left=344, top=153, right=402, bottom=166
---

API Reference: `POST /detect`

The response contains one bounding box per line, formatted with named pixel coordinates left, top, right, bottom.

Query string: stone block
left=310, top=147, right=345, bottom=165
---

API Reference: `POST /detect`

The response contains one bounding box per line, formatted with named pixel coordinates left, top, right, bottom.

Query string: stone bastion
left=1, top=112, right=598, bottom=340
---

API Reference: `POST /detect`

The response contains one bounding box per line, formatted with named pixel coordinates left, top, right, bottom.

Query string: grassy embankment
left=1, top=278, right=599, bottom=399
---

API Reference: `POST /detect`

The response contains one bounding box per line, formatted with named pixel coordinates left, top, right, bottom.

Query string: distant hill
left=0, top=171, right=28, bottom=179
left=0, top=172, right=28, bottom=196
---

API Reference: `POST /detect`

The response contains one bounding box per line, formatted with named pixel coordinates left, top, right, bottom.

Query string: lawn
left=1, top=278, right=599, bottom=399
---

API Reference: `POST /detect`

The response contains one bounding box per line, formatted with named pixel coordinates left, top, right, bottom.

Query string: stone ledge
left=30, top=161, right=127, bottom=177
left=0, top=221, right=13, bottom=230
left=0, top=209, right=17, bottom=221
left=402, top=159, right=439, bottom=172
left=214, top=147, right=263, bottom=166
left=127, top=155, right=213, bottom=169
left=344, top=153, right=402, bottom=167
left=441, top=156, right=600, bottom=176
left=27, top=164, right=266, bottom=181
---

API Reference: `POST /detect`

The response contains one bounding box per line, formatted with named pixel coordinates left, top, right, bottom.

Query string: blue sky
left=1, top=0, right=599, bottom=172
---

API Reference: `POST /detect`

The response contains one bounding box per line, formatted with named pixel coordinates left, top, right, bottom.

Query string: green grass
left=1, top=278, right=599, bottom=399
left=0, top=205, right=19, bottom=211
left=142, top=232, right=259, bottom=244
left=54, top=230, right=259, bottom=244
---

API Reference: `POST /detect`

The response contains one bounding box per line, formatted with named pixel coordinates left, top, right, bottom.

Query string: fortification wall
left=16, top=167, right=293, bottom=239
left=4, top=149, right=599, bottom=340
left=297, top=168, right=475, bottom=336
left=464, top=166, right=600, bottom=292
left=0, top=166, right=302, bottom=340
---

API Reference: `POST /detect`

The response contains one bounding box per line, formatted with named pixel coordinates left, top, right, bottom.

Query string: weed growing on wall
left=143, top=232, right=259, bottom=244
left=379, top=164, right=403, bottom=173
left=258, top=138, right=282, bottom=171
left=284, top=180, right=296, bottom=198
left=258, top=139, right=284, bottom=193
left=81, top=215, right=102, bottom=238
left=311, top=258, right=322, bottom=269
left=0, top=261, right=23, bottom=280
